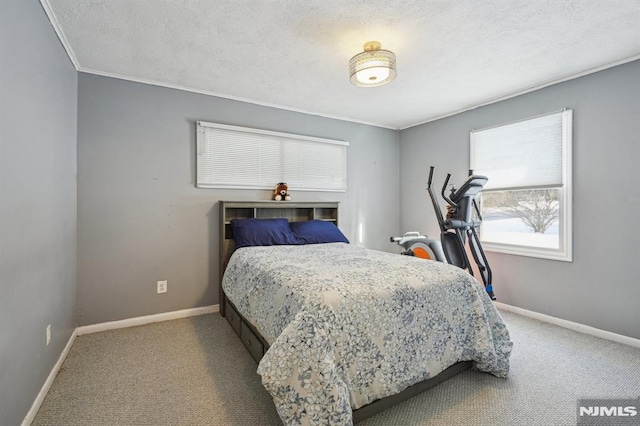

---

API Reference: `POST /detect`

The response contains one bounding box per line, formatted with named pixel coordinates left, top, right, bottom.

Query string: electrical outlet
left=46, top=324, right=51, bottom=346
left=157, top=280, right=168, bottom=294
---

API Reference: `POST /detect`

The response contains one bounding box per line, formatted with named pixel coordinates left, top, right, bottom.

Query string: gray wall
left=0, top=1, right=78, bottom=424
left=400, top=59, right=640, bottom=339
left=77, top=73, right=399, bottom=326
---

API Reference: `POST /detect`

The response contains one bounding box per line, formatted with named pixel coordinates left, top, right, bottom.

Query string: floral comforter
left=222, top=243, right=512, bottom=425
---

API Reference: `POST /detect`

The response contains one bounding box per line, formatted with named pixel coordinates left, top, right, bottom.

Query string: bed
left=219, top=201, right=512, bottom=425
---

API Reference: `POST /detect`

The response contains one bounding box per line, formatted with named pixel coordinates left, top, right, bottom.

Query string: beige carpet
left=33, top=311, right=640, bottom=425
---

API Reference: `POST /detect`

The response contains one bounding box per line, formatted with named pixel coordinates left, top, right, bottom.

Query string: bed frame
left=219, top=200, right=472, bottom=423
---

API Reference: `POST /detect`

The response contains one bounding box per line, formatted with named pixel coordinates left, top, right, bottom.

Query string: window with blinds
left=470, top=109, right=572, bottom=261
left=196, top=122, right=348, bottom=192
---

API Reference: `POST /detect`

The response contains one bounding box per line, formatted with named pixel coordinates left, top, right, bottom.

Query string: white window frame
left=470, top=109, right=573, bottom=262
left=196, top=121, right=348, bottom=192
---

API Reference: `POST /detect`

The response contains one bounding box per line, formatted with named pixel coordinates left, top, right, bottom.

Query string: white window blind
left=470, top=110, right=570, bottom=190
left=196, top=122, right=348, bottom=191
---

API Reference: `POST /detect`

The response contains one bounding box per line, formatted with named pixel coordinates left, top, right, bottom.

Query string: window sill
left=482, top=241, right=572, bottom=262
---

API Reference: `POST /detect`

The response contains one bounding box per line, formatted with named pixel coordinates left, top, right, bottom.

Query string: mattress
left=222, top=243, right=512, bottom=425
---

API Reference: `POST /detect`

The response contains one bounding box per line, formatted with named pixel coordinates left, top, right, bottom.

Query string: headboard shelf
left=221, top=201, right=338, bottom=227
left=219, top=200, right=340, bottom=315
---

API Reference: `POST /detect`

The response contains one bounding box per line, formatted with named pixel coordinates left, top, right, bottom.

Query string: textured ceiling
left=44, top=0, right=640, bottom=129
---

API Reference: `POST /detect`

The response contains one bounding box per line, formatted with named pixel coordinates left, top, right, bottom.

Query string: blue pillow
left=231, top=218, right=301, bottom=248
left=289, top=220, right=349, bottom=244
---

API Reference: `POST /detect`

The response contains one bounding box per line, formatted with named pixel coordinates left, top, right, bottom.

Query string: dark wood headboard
left=219, top=200, right=339, bottom=315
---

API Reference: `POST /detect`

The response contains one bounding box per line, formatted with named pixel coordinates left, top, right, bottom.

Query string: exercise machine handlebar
left=441, top=174, right=456, bottom=207
left=427, top=167, right=446, bottom=232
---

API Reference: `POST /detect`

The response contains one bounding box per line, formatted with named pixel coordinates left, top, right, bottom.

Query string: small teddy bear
left=273, top=182, right=291, bottom=201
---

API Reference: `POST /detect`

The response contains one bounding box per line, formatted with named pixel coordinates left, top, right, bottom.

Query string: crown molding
left=40, top=0, right=81, bottom=70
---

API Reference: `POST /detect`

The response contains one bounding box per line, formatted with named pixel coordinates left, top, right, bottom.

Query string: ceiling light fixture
left=349, top=41, right=397, bottom=87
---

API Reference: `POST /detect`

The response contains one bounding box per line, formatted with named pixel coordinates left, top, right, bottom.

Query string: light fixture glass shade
left=349, top=41, right=397, bottom=87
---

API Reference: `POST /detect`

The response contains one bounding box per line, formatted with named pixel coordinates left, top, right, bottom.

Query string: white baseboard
left=494, top=302, right=640, bottom=349
left=23, top=304, right=220, bottom=425
left=76, top=304, right=220, bottom=336
left=22, top=328, right=78, bottom=426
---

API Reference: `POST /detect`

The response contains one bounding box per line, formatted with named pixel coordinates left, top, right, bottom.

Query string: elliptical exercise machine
left=427, top=166, right=496, bottom=300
